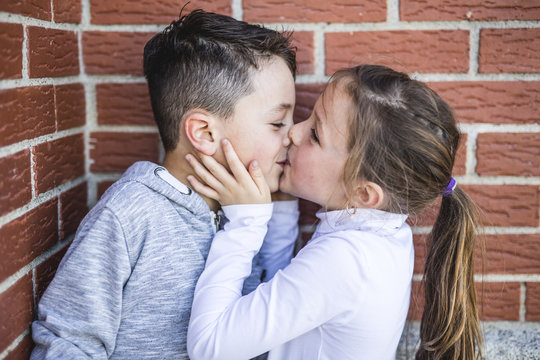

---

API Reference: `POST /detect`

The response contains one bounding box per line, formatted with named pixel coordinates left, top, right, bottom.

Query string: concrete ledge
left=397, top=322, right=540, bottom=359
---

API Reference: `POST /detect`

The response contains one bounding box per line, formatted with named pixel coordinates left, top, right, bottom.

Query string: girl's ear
left=353, top=181, right=385, bottom=209
left=183, top=111, right=221, bottom=156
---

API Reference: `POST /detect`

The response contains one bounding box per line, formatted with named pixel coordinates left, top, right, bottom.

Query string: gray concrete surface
left=397, top=322, right=540, bottom=359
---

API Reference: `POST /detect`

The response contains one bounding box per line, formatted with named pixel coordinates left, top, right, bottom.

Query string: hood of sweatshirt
left=112, top=161, right=212, bottom=220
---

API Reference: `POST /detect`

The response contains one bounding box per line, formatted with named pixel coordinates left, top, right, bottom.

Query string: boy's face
left=222, top=57, right=296, bottom=192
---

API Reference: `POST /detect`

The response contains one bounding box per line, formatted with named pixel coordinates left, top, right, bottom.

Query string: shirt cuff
left=221, top=203, right=274, bottom=229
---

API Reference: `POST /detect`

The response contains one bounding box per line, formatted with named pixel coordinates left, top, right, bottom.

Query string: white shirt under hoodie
left=187, top=203, right=414, bottom=360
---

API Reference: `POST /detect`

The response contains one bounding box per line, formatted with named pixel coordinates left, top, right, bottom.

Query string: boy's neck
left=162, top=151, right=221, bottom=212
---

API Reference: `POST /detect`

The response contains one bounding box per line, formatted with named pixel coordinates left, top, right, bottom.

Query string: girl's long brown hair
left=331, top=65, right=482, bottom=359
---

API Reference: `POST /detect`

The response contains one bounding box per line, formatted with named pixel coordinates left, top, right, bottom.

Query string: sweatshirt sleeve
left=188, top=208, right=360, bottom=360
left=31, top=207, right=132, bottom=360
left=259, top=200, right=299, bottom=281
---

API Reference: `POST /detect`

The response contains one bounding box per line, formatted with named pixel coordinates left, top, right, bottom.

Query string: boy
left=31, top=10, right=297, bottom=359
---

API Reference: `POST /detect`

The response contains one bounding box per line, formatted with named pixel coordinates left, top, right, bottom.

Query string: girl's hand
left=185, top=139, right=271, bottom=206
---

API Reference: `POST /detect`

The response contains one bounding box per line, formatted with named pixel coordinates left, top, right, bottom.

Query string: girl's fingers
left=186, top=175, right=220, bottom=201
left=249, top=161, right=271, bottom=201
left=221, top=139, right=250, bottom=182
left=198, top=152, right=236, bottom=188
left=185, top=154, right=224, bottom=192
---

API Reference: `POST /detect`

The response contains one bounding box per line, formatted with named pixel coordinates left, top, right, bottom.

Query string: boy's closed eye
left=271, top=122, right=286, bottom=129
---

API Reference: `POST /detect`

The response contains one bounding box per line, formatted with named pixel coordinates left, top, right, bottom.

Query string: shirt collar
left=314, top=208, right=409, bottom=237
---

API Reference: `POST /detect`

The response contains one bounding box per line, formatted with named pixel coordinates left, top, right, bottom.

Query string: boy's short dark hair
left=143, top=9, right=297, bottom=152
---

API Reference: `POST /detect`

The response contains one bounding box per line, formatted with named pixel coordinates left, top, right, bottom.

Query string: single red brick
left=27, top=27, right=79, bottom=78
left=0, top=0, right=50, bottom=20
left=414, top=234, right=540, bottom=275
left=291, top=31, right=315, bottom=75
left=481, top=234, right=540, bottom=274
left=90, top=0, right=231, bottom=24
left=294, top=83, right=325, bottom=123
left=90, top=132, right=160, bottom=172
left=97, top=83, right=154, bottom=126
left=463, top=185, right=538, bottom=227
left=244, top=0, right=386, bottom=23
left=35, top=246, right=68, bottom=303
left=476, top=133, right=540, bottom=176
left=83, top=31, right=154, bottom=75
left=4, top=332, right=33, bottom=360
left=479, top=28, right=540, bottom=73
left=0, top=274, right=34, bottom=352
left=0, top=23, right=23, bottom=79
left=97, top=180, right=116, bottom=199
left=52, top=0, right=81, bottom=23
left=327, top=31, right=470, bottom=75
left=401, top=0, right=540, bottom=21
left=411, top=185, right=539, bottom=227
left=326, top=31, right=469, bottom=75
left=55, top=83, right=86, bottom=131
left=429, top=81, right=540, bottom=124
left=0, top=199, right=58, bottom=282
left=526, top=282, right=540, bottom=321
left=60, top=183, right=88, bottom=239
left=0, top=86, right=56, bottom=147
left=477, top=281, right=520, bottom=320
left=0, top=150, right=31, bottom=217
left=410, top=281, right=519, bottom=321
left=33, top=134, right=85, bottom=195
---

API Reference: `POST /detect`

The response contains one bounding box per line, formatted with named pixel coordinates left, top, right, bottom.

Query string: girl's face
left=280, top=82, right=353, bottom=210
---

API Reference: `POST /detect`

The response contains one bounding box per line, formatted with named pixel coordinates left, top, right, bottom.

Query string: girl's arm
left=259, top=199, right=299, bottom=281
left=185, top=140, right=358, bottom=360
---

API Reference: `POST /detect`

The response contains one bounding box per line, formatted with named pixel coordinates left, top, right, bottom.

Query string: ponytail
left=416, top=186, right=482, bottom=360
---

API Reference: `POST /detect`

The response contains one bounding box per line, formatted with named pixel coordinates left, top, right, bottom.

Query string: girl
left=185, top=64, right=482, bottom=360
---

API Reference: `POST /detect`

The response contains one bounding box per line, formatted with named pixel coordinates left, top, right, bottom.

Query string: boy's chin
left=266, top=178, right=280, bottom=193
left=268, top=183, right=279, bottom=193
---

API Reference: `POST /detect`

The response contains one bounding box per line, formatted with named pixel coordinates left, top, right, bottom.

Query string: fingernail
left=222, top=139, right=229, bottom=146
left=252, top=160, right=259, bottom=168
left=185, top=154, right=191, bottom=161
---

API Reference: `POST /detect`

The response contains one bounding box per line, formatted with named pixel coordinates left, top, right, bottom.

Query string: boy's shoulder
left=99, top=163, right=167, bottom=212
left=93, top=161, right=208, bottom=225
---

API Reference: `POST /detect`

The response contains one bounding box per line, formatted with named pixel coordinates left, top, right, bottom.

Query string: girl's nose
left=288, top=123, right=300, bottom=145
left=282, top=131, right=291, bottom=147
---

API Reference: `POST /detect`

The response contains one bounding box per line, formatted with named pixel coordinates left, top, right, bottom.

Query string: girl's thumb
left=249, top=161, right=270, bottom=198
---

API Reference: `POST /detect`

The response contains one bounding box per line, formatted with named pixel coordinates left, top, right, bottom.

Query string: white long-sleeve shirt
left=188, top=205, right=414, bottom=360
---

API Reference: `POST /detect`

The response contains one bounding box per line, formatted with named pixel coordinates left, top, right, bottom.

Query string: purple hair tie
left=442, top=177, right=457, bottom=196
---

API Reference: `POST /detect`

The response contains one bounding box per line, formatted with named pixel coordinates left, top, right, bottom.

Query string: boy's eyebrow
left=269, top=103, right=293, bottom=113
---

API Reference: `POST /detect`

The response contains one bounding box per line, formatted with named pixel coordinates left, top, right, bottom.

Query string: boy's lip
left=277, top=159, right=290, bottom=168
left=277, top=153, right=290, bottom=168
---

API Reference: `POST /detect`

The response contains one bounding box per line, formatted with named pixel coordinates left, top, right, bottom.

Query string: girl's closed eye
left=311, top=128, right=320, bottom=144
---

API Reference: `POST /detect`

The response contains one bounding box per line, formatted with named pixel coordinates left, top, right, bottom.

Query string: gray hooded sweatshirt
left=31, top=161, right=262, bottom=359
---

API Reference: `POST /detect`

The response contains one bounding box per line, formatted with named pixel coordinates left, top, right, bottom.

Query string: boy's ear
left=183, top=111, right=221, bottom=156
left=353, top=181, right=385, bottom=209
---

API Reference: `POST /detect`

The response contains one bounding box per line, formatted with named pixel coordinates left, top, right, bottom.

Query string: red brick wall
left=0, top=0, right=539, bottom=357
